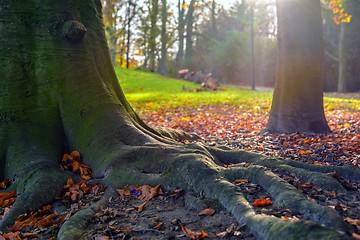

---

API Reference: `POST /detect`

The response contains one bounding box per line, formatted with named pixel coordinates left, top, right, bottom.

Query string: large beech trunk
left=0, top=1, right=358, bottom=239
left=266, top=0, right=330, bottom=133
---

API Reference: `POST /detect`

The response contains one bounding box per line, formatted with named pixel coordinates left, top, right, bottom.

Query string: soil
left=82, top=189, right=256, bottom=240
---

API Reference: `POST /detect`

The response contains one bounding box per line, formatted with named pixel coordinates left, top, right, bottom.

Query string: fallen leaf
left=57, top=209, right=74, bottom=224
left=117, top=185, right=131, bottom=199
left=0, top=179, right=11, bottom=189
left=136, top=201, right=147, bottom=213
left=233, top=179, right=249, bottom=184
left=36, top=211, right=58, bottom=227
left=253, top=198, right=272, bottom=207
left=94, top=236, right=110, bottom=240
left=198, top=208, right=216, bottom=216
left=352, top=232, right=360, bottom=240
left=153, top=222, right=164, bottom=230
left=0, top=231, right=21, bottom=240
left=138, top=184, right=163, bottom=201
left=169, top=188, right=183, bottom=198
left=179, top=223, right=208, bottom=240
left=0, top=191, right=16, bottom=207
left=345, top=217, right=360, bottom=230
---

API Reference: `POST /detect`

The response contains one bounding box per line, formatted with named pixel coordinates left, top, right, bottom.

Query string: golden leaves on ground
left=61, top=150, right=92, bottom=180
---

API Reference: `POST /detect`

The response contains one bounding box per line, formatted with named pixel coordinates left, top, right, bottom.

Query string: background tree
left=158, top=0, right=168, bottom=75
left=148, top=0, right=159, bottom=72
left=1, top=1, right=358, bottom=239
left=184, top=0, right=196, bottom=68
left=175, top=0, right=186, bottom=68
left=265, top=0, right=330, bottom=133
left=337, top=0, right=360, bottom=92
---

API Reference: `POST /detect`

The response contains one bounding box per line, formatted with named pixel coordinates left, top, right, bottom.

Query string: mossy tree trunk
left=266, top=0, right=330, bottom=133
left=0, top=1, right=359, bottom=239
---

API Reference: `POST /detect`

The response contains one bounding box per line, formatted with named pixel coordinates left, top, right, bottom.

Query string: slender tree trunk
left=250, top=4, right=255, bottom=90
left=337, top=0, right=360, bottom=92
left=184, top=0, right=196, bottom=68
left=148, top=0, right=159, bottom=72
left=176, top=0, right=186, bottom=68
left=158, top=0, right=167, bottom=75
left=126, top=3, right=131, bottom=69
left=266, top=0, right=330, bottom=133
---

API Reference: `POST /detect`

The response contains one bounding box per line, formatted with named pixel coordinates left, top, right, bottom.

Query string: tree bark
left=266, top=0, right=330, bottom=133
left=0, top=1, right=358, bottom=239
left=337, top=0, right=360, bottom=92
left=175, top=0, right=186, bottom=68
left=184, top=0, right=196, bottom=68
left=158, top=0, right=167, bottom=75
left=148, top=0, right=159, bottom=72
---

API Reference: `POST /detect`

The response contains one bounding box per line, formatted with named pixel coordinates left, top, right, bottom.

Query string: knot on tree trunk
left=60, top=20, right=87, bottom=43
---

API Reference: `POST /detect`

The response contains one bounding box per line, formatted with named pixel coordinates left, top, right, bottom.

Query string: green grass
left=115, top=67, right=360, bottom=111
left=115, top=67, right=273, bottom=110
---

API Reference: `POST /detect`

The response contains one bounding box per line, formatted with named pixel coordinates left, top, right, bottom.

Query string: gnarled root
left=1, top=142, right=358, bottom=239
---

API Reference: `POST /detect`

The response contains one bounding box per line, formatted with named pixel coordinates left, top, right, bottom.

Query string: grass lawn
left=115, top=67, right=360, bottom=112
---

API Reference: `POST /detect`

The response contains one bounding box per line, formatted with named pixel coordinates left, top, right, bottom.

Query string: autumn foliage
left=328, top=0, right=352, bottom=24
left=61, top=150, right=92, bottom=180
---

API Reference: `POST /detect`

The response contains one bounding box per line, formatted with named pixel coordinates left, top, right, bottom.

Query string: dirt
left=82, top=189, right=256, bottom=240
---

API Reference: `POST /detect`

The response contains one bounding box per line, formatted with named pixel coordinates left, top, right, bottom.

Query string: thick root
left=57, top=188, right=117, bottom=240
left=0, top=167, right=67, bottom=231
left=1, top=142, right=357, bottom=239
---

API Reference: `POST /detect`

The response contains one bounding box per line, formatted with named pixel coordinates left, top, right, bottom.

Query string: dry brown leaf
left=352, top=232, right=360, bottom=240
left=345, top=217, right=360, bottom=230
left=117, top=185, right=131, bottom=199
left=0, top=191, right=16, bottom=208
left=179, top=222, right=208, bottom=240
left=36, top=211, right=58, bottom=227
left=0, top=231, right=21, bottom=240
left=233, top=179, right=249, bottom=184
left=138, top=184, right=163, bottom=201
left=136, top=201, right=147, bottom=213
left=0, top=179, right=11, bottom=189
left=153, top=222, right=165, bottom=230
left=198, top=208, right=216, bottom=216
left=57, top=209, right=74, bottom=224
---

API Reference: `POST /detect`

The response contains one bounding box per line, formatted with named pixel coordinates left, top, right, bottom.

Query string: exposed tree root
left=57, top=188, right=117, bottom=240
left=1, top=140, right=358, bottom=239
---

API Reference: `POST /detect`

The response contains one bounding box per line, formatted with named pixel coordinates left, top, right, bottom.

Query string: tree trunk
left=175, top=0, right=186, bottom=69
left=126, top=2, right=132, bottom=69
left=158, top=0, right=167, bottom=75
left=148, top=0, right=159, bottom=72
left=184, top=0, right=196, bottom=68
left=266, top=0, right=330, bottom=133
left=0, top=1, right=358, bottom=239
left=337, top=0, right=360, bottom=92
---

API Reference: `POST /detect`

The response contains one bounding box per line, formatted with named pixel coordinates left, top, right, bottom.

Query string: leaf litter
left=1, top=100, right=360, bottom=239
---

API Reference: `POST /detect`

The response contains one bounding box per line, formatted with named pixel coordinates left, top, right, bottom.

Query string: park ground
left=1, top=68, right=359, bottom=239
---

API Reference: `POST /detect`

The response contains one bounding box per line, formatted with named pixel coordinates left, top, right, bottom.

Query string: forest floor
left=1, top=92, right=360, bottom=239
